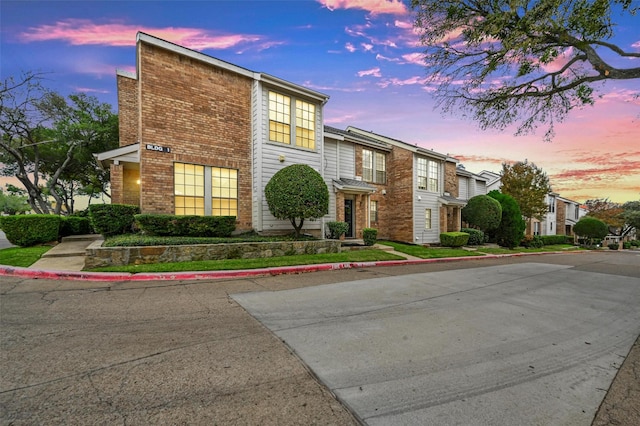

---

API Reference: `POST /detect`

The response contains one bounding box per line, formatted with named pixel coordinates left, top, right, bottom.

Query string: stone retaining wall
left=85, top=240, right=342, bottom=269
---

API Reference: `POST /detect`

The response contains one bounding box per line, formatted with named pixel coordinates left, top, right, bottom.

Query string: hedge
left=0, top=215, right=61, bottom=247
left=362, top=228, right=378, bottom=246
left=59, top=216, right=93, bottom=237
left=89, top=204, right=140, bottom=236
left=540, top=235, right=572, bottom=245
left=440, top=232, right=469, bottom=248
left=134, top=214, right=236, bottom=237
left=460, top=228, right=485, bottom=246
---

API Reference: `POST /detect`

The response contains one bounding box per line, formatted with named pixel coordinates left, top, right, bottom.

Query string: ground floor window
left=174, top=163, right=238, bottom=217
left=370, top=200, right=378, bottom=222
left=425, top=208, right=432, bottom=229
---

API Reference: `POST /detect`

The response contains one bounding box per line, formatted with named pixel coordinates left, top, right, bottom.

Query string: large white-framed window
left=362, top=149, right=386, bottom=184
left=174, top=162, right=238, bottom=217
left=425, top=209, right=432, bottom=229
left=417, top=158, right=428, bottom=190
left=428, top=160, right=439, bottom=192
left=269, top=91, right=316, bottom=150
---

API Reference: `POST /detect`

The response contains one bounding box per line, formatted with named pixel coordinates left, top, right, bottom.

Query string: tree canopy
left=412, top=0, right=640, bottom=140
left=574, top=215, right=608, bottom=246
left=585, top=198, right=639, bottom=238
left=499, top=160, right=551, bottom=231
left=264, top=164, right=329, bottom=238
left=461, top=194, right=502, bottom=231
left=488, top=190, right=526, bottom=248
left=0, top=72, right=118, bottom=214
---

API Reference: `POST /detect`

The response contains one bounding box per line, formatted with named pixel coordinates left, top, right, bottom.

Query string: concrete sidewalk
left=29, top=234, right=102, bottom=271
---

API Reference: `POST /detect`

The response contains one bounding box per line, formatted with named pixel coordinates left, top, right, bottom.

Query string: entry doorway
left=344, top=199, right=354, bottom=238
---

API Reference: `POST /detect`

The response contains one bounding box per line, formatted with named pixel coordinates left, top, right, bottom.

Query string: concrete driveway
left=233, top=258, right=640, bottom=425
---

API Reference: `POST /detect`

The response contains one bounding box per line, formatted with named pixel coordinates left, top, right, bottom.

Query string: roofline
left=136, top=32, right=329, bottom=102
left=345, top=126, right=448, bottom=160
left=116, top=69, right=137, bottom=79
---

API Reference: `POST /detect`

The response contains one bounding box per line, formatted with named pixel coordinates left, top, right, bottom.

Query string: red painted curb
left=0, top=251, right=586, bottom=282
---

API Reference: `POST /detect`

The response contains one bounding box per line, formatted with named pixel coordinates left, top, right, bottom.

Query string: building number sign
left=145, top=144, right=171, bottom=153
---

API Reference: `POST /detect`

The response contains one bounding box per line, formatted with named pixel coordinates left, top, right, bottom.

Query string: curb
left=0, top=250, right=586, bottom=282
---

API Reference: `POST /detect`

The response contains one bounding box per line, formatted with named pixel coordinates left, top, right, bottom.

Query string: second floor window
left=269, top=91, right=316, bottom=150
left=417, top=157, right=439, bottom=192
left=370, top=200, right=378, bottom=222
left=363, top=149, right=386, bottom=184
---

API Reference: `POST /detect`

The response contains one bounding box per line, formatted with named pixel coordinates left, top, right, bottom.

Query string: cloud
left=357, top=67, right=382, bottom=77
left=15, top=19, right=268, bottom=51
left=345, top=42, right=357, bottom=52
left=451, top=154, right=513, bottom=166
left=73, top=87, right=110, bottom=94
left=318, top=0, right=408, bottom=15
left=377, top=75, right=426, bottom=88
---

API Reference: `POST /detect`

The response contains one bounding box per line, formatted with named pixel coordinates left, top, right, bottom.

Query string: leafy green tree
left=461, top=194, right=502, bottom=232
left=0, top=188, right=30, bottom=215
left=488, top=190, right=526, bottom=249
left=574, top=216, right=609, bottom=247
left=411, top=0, right=640, bottom=140
left=621, top=200, right=640, bottom=237
left=499, top=160, right=552, bottom=234
left=264, top=164, right=329, bottom=238
left=0, top=72, right=118, bottom=214
left=586, top=198, right=639, bottom=238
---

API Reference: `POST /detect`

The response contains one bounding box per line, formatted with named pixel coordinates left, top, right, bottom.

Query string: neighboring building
left=456, top=165, right=488, bottom=201
left=478, top=170, right=502, bottom=193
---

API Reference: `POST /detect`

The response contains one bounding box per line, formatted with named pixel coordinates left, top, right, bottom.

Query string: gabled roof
left=94, top=143, right=140, bottom=170
left=439, top=194, right=467, bottom=207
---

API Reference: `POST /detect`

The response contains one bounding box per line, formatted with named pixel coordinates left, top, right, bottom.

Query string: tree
left=461, top=194, right=502, bottom=232
left=585, top=198, right=638, bottom=238
left=0, top=72, right=118, bottom=215
left=412, top=0, right=640, bottom=140
left=264, top=164, right=329, bottom=238
left=499, top=160, right=551, bottom=233
left=0, top=188, right=30, bottom=215
left=488, top=190, right=526, bottom=248
left=574, top=216, right=608, bottom=247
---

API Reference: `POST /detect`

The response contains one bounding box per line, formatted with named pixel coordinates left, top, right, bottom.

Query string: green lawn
left=0, top=246, right=51, bottom=267
left=377, top=241, right=484, bottom=258
left=88, top=249, right=405, bottom=273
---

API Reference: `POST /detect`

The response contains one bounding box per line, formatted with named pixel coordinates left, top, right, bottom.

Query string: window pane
left=269, top=91, right=291, bottom=144
left=417, top=158, right=427, bottom=190
left=212, top=166, right=238, bottom=217
left=425, top=209, right=432, bottom=229
left=174, top=162, right=204, bottom=216
left=363, top=149, right=373, bottom=182
left=296, top=100, right=315, bottom=149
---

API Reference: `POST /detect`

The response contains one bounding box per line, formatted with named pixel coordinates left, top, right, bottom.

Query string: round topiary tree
left=488, top=190, right=526, bottom=249
left=264, top=164, right=329, bottom=238
left=461, top=194, right=502, bottom=232
left=574, top=216, right=609, bottom=247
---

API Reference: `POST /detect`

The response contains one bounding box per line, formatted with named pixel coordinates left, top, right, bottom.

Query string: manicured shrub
left=264, top=164, right=329, bottom=238
left=521, top=235, right=544, bottom=248
left=608, top=243, right=619, bottom=250
left=134, top=214, right=236, bottom=237
left=623, top=241, right=631, bottom=249
left=363, top=228, right=378, bottom=246
left=0, top=214, right=61, bottom=247
left=89, top=204, right=140, bottom=236
left=326, top=221, right=349, bottom=239
left=631, top=240, right=640, bottom=247
left=59, top=216, right=93, bottom=237
left=461, top=195, right=502, bottom=232
left=440, top=232, right=469, bottom=247
left=487, top=190, right=526, bottom=249
left=460, top=227, right=485, bottom=245
left=574, top=216, right=608, bottom=247
left=540, top=235, right=570, bottom=245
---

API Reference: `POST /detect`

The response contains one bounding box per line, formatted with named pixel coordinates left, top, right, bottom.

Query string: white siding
left=338, top=142, right=355, bottom=179
left=474, top=179, right=487, bottom=196
left=458, top=177, right=468, bottom=200
left=324, top=139, right=338, bottom=224
left=413, top=155, right=442, bottom=244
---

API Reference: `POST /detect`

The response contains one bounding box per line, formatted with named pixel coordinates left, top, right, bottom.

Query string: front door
left=344, top=199, right=354, bottom=238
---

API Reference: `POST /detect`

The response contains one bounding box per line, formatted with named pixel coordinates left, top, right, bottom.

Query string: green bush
left=326, top=221, right=349, bottom=239
left=0, top=214, right=61, bottom=247
left=521, top=235, right=544, bottom=248
left=574, top=216, right=608, bottom=246
left=363, top=228, right=378, bottom=246
left=608, top=243, right=619, bottom=250
left=461, top=195, right=502, bottom=232
left=89, top=204, right=140, bottom=236
left=540, top=235, right=570, bottom=245
left=134, top=214, right=236, bottom=237
left=623, top=241, right=631, bottom=249
left=631, top=240, right=640, bottom=247
left=487, top=191, right=526, bottom=249
left=59, top=216, right=93, bottom=237
left=440, top=232, right=469, bottom=247
left=460, top=228, right=485, bottom=245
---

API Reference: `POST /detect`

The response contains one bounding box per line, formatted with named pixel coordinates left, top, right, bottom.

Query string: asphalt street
left=1, top=251, right=639, bottom=425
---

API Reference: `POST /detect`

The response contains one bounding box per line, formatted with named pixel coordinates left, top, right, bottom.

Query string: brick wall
left=556, top=199, right=566, bottom=235
left=110, top=164, right=123, bottom=204
left=117, top=75, right=139, bottom=147
left=137, top=42, right=253, bottom=230
left=444, top=161, right=458, bottom=197
left=386, top=147, right=414, bottom=243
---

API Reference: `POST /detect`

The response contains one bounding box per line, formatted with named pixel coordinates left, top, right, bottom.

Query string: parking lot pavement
left=233, top=261, right=640, bottom=425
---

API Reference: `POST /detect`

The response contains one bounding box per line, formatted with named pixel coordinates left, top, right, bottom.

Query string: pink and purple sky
left=2, top=0, right=639, bottom=203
